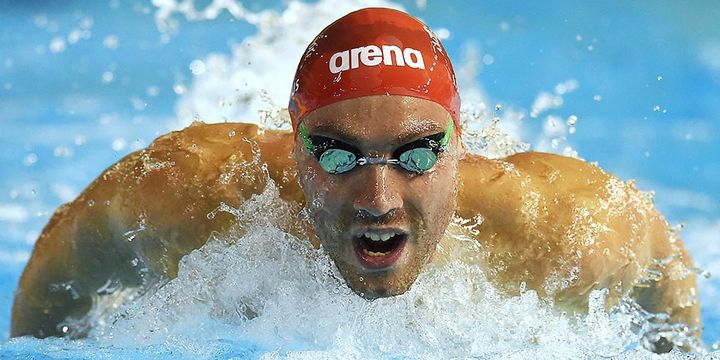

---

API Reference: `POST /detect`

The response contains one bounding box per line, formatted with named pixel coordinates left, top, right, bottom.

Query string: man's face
left=294, top=95, right=463, bottom=299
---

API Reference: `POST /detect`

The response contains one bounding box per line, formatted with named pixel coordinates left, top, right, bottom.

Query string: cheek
left=298, top=169, right=350, bottom=253
left=412, top=161, right=459, bottom=217
left=297, top=159, right=344, bottom=216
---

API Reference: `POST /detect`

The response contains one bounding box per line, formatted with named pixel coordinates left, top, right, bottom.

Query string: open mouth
left=353, top=230, right=408, bottom=269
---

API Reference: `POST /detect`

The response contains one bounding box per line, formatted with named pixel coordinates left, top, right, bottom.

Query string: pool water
left=1, top=0, right=719, bottom=358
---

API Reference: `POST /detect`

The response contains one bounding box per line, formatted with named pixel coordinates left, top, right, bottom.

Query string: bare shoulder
left=455, top=153, right=700, bottom=350
left=504, top=151, right=613, bottom=190
left=458, top=151, right=628, bottom=214
left=456, top=151, right=666, bottom=305
left=11, top=121, right=300, bottom=338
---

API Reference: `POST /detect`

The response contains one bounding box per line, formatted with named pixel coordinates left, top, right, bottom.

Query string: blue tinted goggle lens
left=398, top=147, right=437, bottom=173
left=317, top=147, right=438, bottom=174
left=301, top=122, right=452, bottom=175
left=318, top=148, right=357, bottom=174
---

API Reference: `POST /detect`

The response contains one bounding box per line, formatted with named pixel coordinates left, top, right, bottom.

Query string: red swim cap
left=288, top=7, right=461, bottom=132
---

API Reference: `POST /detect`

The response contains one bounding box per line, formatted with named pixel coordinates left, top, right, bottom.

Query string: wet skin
left=293, top=96, right=463, bottom=299
left=11, top=96, right=701, bottom=352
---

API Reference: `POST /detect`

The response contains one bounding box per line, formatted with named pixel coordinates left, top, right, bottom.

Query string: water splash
left=168, top=0, right=402, bottom=129
left=54, top=181, right=702, bottom=358
left=459, top=104, right=530, bottom=158
left=2, top=1, right=715, bottom=358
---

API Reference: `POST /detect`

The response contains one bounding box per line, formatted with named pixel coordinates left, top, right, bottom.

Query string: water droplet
left=74, top=135, right=86, bottom=146
left=23, top=153, right=38, bottom=166
left=80, top=17, right=93, bottom=30
left=54, top=146, right=72, bottom=158
left=434, top=28, right=450, bottom=40
left=101, top=71, right=114, bottom=84
left=566, top=115, right=578, bottom=126
left=189, top=59, right=207, bottom=75
left=103, top=35, right=119, bottom=49
left=68, top=30, right=83, bottom=45
left=562, top=146, right=578, bottom=158
left=112, top=138, right=127, bottom=151
left=173, top=83, right=187, bottom=95
left=482, top=54, right=494, bottom=65
left=693, top=267, right=712, bottom=279
left=49, top=37, right=66, bottom=53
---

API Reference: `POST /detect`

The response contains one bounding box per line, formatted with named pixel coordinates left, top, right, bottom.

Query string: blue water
left=1, top=0, right=719, bottom=357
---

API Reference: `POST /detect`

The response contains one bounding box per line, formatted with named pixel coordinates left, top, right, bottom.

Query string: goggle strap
left=298, top=123, right=315, bottom=152
left=440, top=122, right=453, bottom=148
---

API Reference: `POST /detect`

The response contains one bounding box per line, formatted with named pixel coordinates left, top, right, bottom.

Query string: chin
left=340, top=265, right=417, bottom=300
left=361, top=283, right=413, bottom=300
left=357, top=287, right=393, bottom=300
left=351, top=282, right=408, bottom=300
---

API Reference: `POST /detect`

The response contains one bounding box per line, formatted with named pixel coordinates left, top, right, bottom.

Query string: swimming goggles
left=298, top=122, right=453, bottom=175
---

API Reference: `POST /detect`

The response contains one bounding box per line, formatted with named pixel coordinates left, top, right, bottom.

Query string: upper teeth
left=364, top=232, right=397, bottom=242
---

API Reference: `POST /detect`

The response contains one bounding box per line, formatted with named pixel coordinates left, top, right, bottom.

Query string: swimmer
left=12, top=8, right=701, bottom=353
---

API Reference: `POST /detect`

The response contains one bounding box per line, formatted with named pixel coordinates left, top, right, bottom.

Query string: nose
left=352, top=165, right=404, bottom=218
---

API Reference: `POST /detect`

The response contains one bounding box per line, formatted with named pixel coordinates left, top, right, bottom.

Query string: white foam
left=164, top=0, right=401, bottom=129
left=37, top=1, right=711, bottom=357
left=683, top=218, right=720, bottom=327
left=88, top=183, right=670, bottom=358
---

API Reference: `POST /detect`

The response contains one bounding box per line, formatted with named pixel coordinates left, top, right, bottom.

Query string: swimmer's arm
left=508, top=153, right=701, bottom=334
left=11, top=122, right=302, bottom=338
left=630, top=214, right=702, bottom=351
left=456, top=152, right=700, bottom=348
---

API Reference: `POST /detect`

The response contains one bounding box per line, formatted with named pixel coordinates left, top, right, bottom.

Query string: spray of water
left=77, top=1, right=706, bottom=357
left=2, top=0, right=711, bottom=358
left=79, top=179, right=683, bottom=358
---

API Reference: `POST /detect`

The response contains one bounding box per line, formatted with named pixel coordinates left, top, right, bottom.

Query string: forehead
left=301, top=95, right=452, bottom=147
